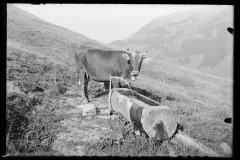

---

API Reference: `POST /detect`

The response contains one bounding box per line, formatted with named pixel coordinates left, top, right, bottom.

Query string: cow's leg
left=76, top=68, right=84, bottom=103
left=80, top=71, right=90, bottom=103
left=103, top=82, right=110, bottom=91
left=83, top=72, right=90, bottom=102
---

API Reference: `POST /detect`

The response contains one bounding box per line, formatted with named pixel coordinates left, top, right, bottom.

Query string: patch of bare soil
left=52, top=86, right=118, bottom=156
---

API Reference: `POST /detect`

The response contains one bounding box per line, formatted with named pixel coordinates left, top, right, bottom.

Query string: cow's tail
left=74, top=47, right=83, bottom=84
left=74, top=49, right=89, bottom=82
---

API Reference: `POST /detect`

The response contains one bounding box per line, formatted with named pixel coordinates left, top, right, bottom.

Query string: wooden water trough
left=109, top=88, right=221, bottom=157
left=109, top=88, right=177, bottom=141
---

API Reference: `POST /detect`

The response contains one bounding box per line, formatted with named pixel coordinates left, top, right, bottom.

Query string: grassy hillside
left=6, top=45, right=75, bottom=155
left=6, top=4, right=111, bottom=155
left=6, top=4, right=232, bottom=156
left=109, top=6, right=233, bottom=79
left=129, top=59, right=232, bottom=154
left=81, top=58, right=233, bottom=156
left=7, top=4, right=111, bottom=70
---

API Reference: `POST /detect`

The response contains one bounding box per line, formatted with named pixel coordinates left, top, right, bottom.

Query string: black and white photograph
left=6, top=4, right=233, bottom=157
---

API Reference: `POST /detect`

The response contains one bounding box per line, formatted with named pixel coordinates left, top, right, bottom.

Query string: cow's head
left=122, top=51, right=148, bottom=81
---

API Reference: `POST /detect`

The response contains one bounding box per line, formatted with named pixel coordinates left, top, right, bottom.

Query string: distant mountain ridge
left=7, top=4, right=112, bottom=69
left=109, top=6, right=233, bottom=79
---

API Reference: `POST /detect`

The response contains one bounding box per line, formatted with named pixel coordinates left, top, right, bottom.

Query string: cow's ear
left=122, top=53, right=131, bottom=61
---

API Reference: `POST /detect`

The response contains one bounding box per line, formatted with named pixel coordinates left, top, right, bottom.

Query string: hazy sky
left=14, top=4, right=203, bottom=44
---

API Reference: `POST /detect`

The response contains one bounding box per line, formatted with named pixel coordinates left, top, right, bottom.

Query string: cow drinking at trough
left=74, top=48, right=147, bottom=103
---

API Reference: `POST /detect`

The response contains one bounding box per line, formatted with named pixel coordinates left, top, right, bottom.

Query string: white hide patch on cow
left=122, top=53, right=130, bottom=61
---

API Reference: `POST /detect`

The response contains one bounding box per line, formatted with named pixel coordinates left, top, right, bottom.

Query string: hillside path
left=52, top=86, right=119, bottom=156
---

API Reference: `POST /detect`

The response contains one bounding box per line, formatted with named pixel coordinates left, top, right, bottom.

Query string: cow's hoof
left=108, top=110, right=113, bottom=116
left=124, top=121, right=130, bottom=126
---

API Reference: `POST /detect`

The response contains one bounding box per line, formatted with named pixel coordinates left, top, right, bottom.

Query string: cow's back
left=75, top=49, right=130, bottom=81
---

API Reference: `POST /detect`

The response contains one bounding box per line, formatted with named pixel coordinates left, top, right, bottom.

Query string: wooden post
left=173, top=131, right=221, bottom=157
left=109, top=88, right=177, bottom=141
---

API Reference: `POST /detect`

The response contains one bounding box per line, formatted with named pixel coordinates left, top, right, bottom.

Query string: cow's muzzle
left=131, top=71, right=139, bottom=81
left=131, top=71, right=139, bottom=76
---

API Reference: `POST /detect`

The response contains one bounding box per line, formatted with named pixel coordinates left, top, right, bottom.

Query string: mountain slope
left=6, top=4, right=232, bottom=156
left=7, top=4, right=111, bottom=69
left=109, top=6, right=233, bottom=79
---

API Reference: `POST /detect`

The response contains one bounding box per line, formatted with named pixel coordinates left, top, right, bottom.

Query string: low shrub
left=6, top=49, right=73, bottom=155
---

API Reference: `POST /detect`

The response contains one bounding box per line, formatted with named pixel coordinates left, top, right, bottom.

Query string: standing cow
left=74, top=48, right=147, bottom=103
